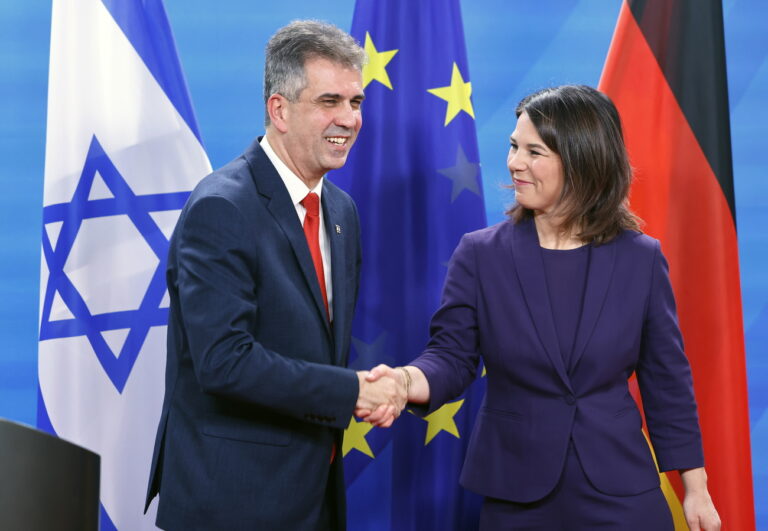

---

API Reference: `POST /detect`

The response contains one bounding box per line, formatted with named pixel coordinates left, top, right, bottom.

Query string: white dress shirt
left=260, top=136, right=333, bottom=320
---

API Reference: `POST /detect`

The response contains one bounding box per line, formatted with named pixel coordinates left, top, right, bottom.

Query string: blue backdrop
left=1, top=0, right=765, bottom=527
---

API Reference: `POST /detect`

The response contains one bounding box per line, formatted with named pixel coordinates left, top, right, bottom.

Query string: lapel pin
left=335, top=224, right=342, bottom=234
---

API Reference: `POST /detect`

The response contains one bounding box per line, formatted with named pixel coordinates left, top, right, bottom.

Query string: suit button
left=565, top=394, right=576, bottom=405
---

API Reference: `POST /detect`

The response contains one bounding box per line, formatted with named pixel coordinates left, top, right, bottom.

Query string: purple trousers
left=479, top=441, right=674, bottom=530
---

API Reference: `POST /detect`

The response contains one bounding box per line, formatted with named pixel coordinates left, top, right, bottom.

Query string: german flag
left=599, top=1, right=755, bottom=529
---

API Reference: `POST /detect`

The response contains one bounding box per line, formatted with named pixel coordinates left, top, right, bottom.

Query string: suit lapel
left=570, top=237, right=616, bottom=372
left=244, top=139, right=332, bottom=339
left=508, top=219, right=571, bottom=391
left=322, top=185, right=347, bottom=366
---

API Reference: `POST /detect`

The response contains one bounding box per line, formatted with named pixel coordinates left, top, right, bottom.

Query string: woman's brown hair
left=506, top=85, right=641, bottom=244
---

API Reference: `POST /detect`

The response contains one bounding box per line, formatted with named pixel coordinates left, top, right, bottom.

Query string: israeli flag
left=39, top=0, right=210, bottom=528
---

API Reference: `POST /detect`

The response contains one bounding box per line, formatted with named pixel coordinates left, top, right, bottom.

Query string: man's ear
left=267, top=94, right=290, bottom=133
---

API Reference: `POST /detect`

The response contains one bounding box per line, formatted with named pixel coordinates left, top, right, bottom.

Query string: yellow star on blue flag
left=343, top=416, right=375, bottom=458
left=362, top=32, right=398, bottom=89
left=427, top=62, right=475, bottom=126
left=422, top=399, right=465, bottom=445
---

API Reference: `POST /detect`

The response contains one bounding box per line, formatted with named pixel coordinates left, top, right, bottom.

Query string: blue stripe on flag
left=36, top=386, right=57, bottom=436
left=100, top=0, right=204, bottom=143
left=100, top=503, right=118, bottom=531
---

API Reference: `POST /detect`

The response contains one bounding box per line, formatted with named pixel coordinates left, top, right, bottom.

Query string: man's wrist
left=356, top=370, right=368, bottom=386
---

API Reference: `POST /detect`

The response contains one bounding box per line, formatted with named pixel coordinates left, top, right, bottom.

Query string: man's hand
left=354, top=368, right=406, bottom=428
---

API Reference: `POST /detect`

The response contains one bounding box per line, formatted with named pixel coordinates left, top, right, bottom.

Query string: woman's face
left=507, top=112, right=565, bottom=216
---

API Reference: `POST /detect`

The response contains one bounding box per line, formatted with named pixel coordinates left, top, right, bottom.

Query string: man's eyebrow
left=316, top=92, right=366, bottom=101
left=317, top=92, right=365, bottom=98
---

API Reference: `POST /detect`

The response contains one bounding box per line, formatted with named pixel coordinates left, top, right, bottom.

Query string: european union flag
left=330, top=1, right=487, bottom=529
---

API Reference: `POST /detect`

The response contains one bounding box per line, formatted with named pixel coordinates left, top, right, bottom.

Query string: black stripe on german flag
left=628, top=0, right=735, bottom=222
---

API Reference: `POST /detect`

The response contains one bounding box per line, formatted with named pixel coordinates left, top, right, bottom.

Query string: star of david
left=39, top=135, right=190, bottom=392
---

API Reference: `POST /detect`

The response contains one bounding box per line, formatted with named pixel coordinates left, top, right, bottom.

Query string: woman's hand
left=680, top=467, right=721, bottom=531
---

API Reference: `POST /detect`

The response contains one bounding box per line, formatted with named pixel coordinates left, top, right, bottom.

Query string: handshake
left=354, top=365, right=416, bottom=428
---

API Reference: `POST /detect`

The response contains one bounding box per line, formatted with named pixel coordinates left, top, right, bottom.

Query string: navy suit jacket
left=145, top=139, right=361, bottom=530
left=411, top=218, right=703, bottom=503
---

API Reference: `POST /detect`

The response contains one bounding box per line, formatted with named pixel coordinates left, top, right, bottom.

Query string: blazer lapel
left=570, top=238, right=616, bottom=371
left=322, top=186, right=347, bottom=366
left=508, top=219, right=572, bottom=391
left=245, top=139, right=332, bottom=339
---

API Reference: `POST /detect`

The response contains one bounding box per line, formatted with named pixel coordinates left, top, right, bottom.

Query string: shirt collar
left=260, top=135, right=323, bottom=206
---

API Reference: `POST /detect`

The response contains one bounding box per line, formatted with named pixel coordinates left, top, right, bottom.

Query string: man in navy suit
left=145, top=20, right=405, bottom=530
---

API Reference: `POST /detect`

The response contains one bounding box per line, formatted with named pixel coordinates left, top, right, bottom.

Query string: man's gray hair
left=264, top=20, right=365, bottom=126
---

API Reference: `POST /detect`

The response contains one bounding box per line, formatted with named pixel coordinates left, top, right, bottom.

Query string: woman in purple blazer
left=367, top=85, right=721, bottom=530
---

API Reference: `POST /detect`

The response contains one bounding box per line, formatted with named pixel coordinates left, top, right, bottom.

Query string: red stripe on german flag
left=600, top=2, right=755, bottom=529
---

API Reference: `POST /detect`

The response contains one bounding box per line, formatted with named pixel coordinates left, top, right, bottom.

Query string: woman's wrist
left=680, top=467, right=709, bottom=495
left=401, top=365, right=429, bottom=404
left=395, top=366, right=412, bottom=397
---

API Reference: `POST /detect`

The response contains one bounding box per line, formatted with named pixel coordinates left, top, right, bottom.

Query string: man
left=145, top=21, right=404, bottom=530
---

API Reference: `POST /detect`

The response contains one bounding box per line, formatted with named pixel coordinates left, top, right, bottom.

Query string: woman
left=367, top=85, right=721, bottom=530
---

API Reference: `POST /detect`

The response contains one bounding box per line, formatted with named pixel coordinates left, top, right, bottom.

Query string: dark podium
left=0, top=419, right=100, bottom=531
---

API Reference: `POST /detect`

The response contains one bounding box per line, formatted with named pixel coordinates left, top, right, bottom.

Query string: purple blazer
left=411, top=218, right=703, bottom=503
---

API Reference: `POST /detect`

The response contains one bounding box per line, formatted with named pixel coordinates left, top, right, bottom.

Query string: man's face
left=281, top=57, right=364, bottom=182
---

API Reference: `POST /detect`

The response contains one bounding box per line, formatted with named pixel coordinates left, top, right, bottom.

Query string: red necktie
left=302, top=193, right=336, bottom=464
left=301, top=192, right=329, bottom=320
